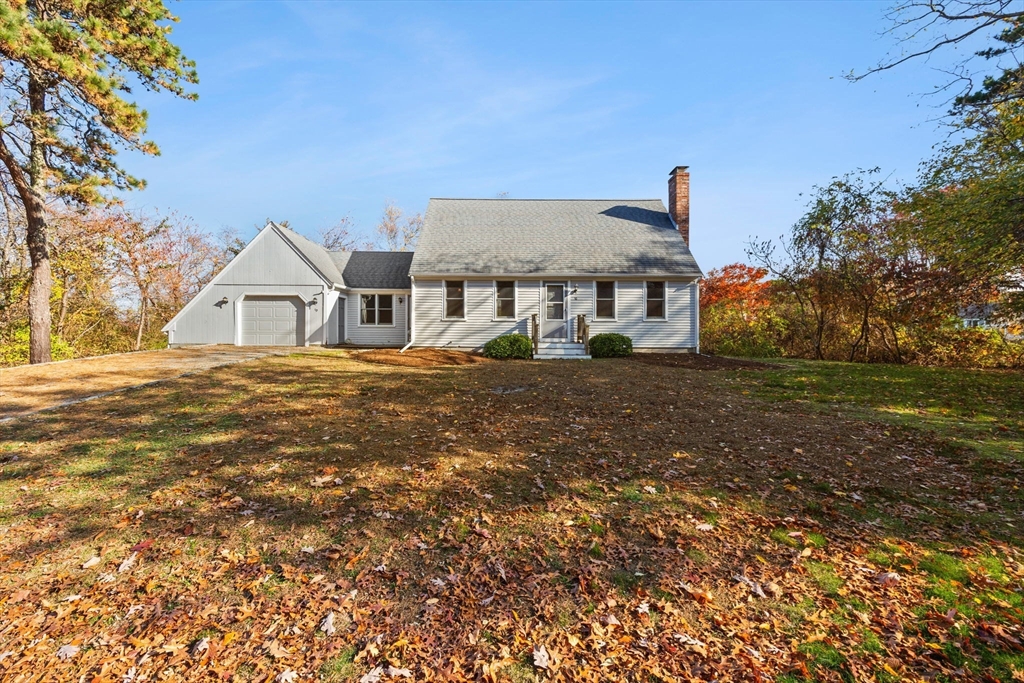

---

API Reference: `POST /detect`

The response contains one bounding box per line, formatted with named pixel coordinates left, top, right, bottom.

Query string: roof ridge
left=429, top=198, right=663, bottom=202
left=327, top=250, right=413, bottom=256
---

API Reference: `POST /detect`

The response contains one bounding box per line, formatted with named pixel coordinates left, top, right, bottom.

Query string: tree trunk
left=135, top=296, right=148, bottom=351
left=25, top=216, right=52, bottom=363
left=0, top=70, right=52, bottom=363
left=57, top=275, right=70, bottom=336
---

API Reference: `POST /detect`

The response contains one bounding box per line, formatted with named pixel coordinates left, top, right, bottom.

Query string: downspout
left=400, top=275, right=416, bottom=353
left=322, top=283, right=328, bottom=346
left=695, top=278, right=701, bottom=354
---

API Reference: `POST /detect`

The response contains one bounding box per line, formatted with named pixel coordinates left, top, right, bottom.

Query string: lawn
left=0, top=352, right=1022, bottom=682
left=728, top=359, right=1024, bottom=461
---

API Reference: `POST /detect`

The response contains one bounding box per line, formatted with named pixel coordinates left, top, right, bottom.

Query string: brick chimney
left=668, top=165, right=690, bottom=246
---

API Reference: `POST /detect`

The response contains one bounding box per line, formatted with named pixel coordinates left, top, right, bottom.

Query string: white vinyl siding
left=344, top=292, right=408, bottom=346
left=413, top=279, right=538, bottom=349
left=411, top=278, right=697, bottom=350
left=587, top=280, right=696, bottom=348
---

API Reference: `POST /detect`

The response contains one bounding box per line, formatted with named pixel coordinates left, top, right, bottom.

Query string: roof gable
left=409, top=199, right=702, bottom=277
left=273, top=223, right=344, bottom=284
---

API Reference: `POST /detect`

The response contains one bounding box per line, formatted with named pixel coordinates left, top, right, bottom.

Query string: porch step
left=533, top=342, right=591, bottom=360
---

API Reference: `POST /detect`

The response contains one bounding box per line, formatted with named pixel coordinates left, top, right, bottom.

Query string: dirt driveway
left=0, top=346, right=286, bottom=419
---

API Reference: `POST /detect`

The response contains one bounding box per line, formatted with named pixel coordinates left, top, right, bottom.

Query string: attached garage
left=162, top=223, right=410, bottom=347
left=239, top=295, right=305, bottom=346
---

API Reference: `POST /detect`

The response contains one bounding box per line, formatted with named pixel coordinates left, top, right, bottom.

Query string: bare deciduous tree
left=318, top=215, right=366, bottom=252
left=851, top=1, right=1023, bottom=108
left=375, top=201, right=423, bottom=252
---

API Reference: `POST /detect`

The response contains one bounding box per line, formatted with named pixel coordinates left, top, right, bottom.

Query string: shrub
left=482, top=333, right=532, bottom=360
left=590, top=333, right=632, bottom=358
left=700, top=304, right=785, bottom=358
left=0, top=325, right=75, bottom=367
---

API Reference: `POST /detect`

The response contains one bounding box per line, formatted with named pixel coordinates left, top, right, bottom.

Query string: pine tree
left=0, top=0, right=197, bottom=362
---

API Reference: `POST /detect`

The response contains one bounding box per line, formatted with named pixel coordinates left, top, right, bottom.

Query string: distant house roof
left=409, top=199, right=702, bottom=277
left=330, top=251, right=413, bottom=289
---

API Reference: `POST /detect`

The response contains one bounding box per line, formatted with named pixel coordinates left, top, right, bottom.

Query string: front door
left=542, top=282, right=568, bottom=339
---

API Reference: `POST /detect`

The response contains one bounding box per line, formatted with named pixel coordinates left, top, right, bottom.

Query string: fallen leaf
left=130, top=539, right=154, bottom=552
left=533, top=644, right=551, bottom=669
left=319, top=611, right=336, bottom=636
left=190, top=637, right=210, bottom=658
left=118, top=552, right=138, bottom=573
left=276, top=670, right=299, bottom=683
left=876, top=571, right=901, bottom=586
left=8, top=589, right=30, bottom=604
left=265, top=639, right=290, bottom=659
left=82, top=556, right=101, bottom=569
left=55, top=644, right=80, bottom=661
left=360, top=666, right=383, bottom=683
left=673, top=633, right=707, bottom=656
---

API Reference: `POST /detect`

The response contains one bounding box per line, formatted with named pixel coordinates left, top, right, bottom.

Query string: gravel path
left=0, top=346, right=284, bottom=419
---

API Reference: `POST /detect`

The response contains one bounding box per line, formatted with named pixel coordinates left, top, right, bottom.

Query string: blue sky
left=125, top=1, right=975, bottom=270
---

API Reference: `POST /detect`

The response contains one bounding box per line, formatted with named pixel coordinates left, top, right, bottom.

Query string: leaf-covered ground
left=0, top=352, right=1022, bottom=682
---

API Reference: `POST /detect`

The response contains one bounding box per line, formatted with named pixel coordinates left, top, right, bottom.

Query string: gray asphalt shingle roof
left=330, top=251, right=413, bottom=289
left=272, top=223, right=414, bottom=289
left=274, top=223, right=345, bottom=284
left=409, top=199, right=702, bottom=277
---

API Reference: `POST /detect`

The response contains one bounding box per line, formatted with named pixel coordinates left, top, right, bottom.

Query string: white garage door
left=240, top=296, right=304, bottom=346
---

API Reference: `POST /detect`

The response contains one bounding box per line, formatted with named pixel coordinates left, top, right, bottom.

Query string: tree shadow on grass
left=1, top=353, right=1022, bottom=681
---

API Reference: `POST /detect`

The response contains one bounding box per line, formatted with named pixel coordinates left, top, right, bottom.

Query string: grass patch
left=730, top=359, right=1024, bottom=461
left=918, top=551, right=970, bottom=583
left=806, top=561, right=842, bottom=596
left=798, top=641, right=853, bottom=682
left=319, top=645, right=358, bottom=682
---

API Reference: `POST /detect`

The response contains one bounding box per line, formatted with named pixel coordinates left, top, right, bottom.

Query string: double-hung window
left=360, top=294, right=394, bottom=325
left=645, top=281, right=666, bottom=320
left=444, top=280, right=465, bottom=319
left=494, top=281, right=515, bottom=319
left=595, top=281, right=616, bottom=319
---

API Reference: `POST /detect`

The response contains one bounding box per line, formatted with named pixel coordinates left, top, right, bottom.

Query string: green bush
left=0, top=324, right=75, bottom=367
left=700, top=304, right=786, bottom=358
left=482, top=333, right=533, bottom=360
left=590, top=333, right=633, bottom=358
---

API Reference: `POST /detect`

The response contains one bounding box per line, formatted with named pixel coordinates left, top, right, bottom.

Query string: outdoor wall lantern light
left=398, top=296, right=404, bottom=304
left=215, top=296, right=229, bottom=308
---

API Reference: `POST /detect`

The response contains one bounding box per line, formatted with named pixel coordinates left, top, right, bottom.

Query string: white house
left=162, top=166, right=703, bottom=357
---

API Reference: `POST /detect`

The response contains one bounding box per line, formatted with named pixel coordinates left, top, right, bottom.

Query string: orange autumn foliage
left=700, top=263, right=771, bottom=311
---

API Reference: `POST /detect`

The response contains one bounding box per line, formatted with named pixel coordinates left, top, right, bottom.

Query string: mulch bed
left=629, top=352, right=779, bottom=370
left=354, top=348, right=490, bottom=368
